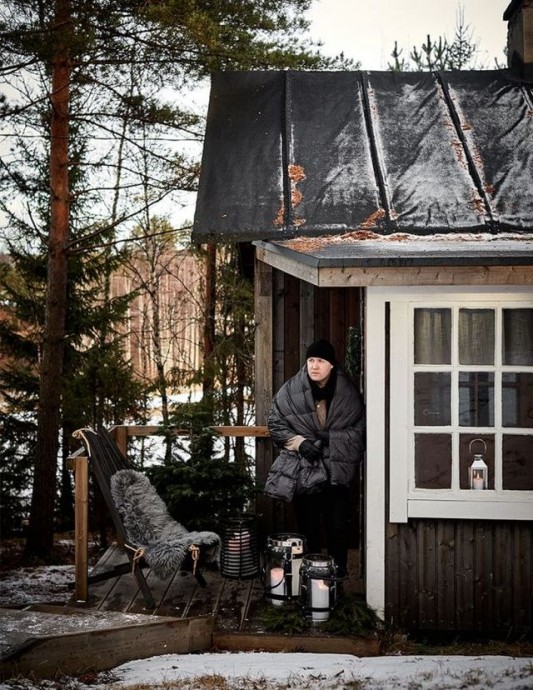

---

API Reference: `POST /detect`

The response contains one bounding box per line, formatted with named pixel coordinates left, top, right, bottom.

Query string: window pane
left=415, top=433, right=452, bottom=489
left=502, top=434, right=533, bottom=490
left=458, top=309, right=494, bottom=365
left=414, top=372, right=451, bottom=426
left=502, top=373, right=533, bottom=428
left=459, top=372, right=494, bottom=427
left=458, top=434, right=494, bottom=490
left=503, top=309, right=533, bottom=366
left=414, top=308, right=451, bottom=364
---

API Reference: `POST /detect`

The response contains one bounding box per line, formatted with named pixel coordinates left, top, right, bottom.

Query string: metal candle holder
left=220, top=514, right=259, bottom=579
left=300, top=553, right=337, bottom=623
left=263, top=532, right=305, bottom=606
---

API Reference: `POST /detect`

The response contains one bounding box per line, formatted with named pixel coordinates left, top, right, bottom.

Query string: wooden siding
left=255, top=263, right=363, bottom=538
left=385, top=519, right=533, bottom=633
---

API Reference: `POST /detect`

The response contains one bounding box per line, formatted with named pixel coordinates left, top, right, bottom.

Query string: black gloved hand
left=299, top=440, right=322, bottom=463
left=316, top=430, right=329, bottom=443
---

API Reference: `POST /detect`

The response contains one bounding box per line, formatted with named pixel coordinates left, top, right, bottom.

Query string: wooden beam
left=257, top=244, right=533, bottom=287
left=0, top=609, right=214, bottom=679
left=212, top=631, right=379, bottom=656
left=256, top=245, right=319, bottom=285
left=212, top=426, right=269, bottom=437
left=255, top=256, right=274, bottom=533
left=300, top=280, right=315, bottom=357
left=255, top=256, right=274, bottom=425
left=73, top=456, right=89, bottom=603
left=317, top=265, right=533, bottom=287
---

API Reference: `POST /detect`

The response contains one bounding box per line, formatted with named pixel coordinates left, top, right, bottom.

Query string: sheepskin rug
left=110, top=469, right=221, bottom=579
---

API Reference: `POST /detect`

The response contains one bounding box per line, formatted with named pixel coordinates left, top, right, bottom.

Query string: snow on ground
left=1, top=652, right=531, bottom=690
left=1, top=557, right=532, bottom=689
left=98, top=651, right=533, bottom=690
left=0, top=565, right=75, bottom=607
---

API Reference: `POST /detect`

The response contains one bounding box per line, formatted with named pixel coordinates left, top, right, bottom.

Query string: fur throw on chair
left=110, top=469, right=221, bottom=580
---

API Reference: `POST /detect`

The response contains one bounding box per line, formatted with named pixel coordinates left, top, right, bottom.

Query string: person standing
left=267, top=339, right=365, bottom=578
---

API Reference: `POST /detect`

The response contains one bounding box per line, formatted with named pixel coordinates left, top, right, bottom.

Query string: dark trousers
left=293, top=484, right=350, bottom=576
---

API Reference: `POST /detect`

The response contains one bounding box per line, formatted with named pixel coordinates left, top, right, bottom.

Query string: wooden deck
left=81, top=543, right=365, bottom=627
left=1, top=546, right=378, bottom=680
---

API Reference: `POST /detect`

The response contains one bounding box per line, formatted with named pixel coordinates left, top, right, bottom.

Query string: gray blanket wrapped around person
left=110, top=469, right=221, bottom=579
left=265, top=364, right=365, bottom=502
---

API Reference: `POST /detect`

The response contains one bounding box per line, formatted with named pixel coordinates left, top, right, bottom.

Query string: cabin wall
left=254, top=261, right=363, bottom=538
left=385, top=519, right=533, bottom=633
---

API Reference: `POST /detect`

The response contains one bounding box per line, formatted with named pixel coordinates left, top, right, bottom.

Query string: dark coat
left=266, top=365, right=365, bottom=500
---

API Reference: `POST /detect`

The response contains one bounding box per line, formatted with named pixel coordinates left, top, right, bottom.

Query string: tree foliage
left=388, top=9, right=479, bottom=72
left=148, top=401, right=255, bottom=532
left=0, top=0, right=350, bottom=558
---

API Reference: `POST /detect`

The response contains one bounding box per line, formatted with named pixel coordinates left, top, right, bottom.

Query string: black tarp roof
left=192, top=70, right=533, bottom=243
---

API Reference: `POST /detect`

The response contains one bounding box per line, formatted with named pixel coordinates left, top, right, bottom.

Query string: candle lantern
left=264, top=533, right=305, bottom=606
left=300, top=553, right=337, bottom=623
left=469, top=439, right=488, bottom=490
left=220, top=514, right=259, bottom=579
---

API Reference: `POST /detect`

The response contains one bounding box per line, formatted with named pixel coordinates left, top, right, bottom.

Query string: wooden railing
left=68, top=424, right=269, bottom=603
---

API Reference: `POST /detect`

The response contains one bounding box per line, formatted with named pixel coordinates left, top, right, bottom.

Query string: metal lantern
left=220, top=515, right=259, bottom=579
left=300, top=553, right=337, bottom=623
left=469, top=439, right=488, bottom=490
left=263, top=532, right=305, bottom=606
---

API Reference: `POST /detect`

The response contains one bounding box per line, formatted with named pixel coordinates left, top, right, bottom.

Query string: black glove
left=299, top=440, right=322, bottom=463
left=316, top=430, right=329, bottom=443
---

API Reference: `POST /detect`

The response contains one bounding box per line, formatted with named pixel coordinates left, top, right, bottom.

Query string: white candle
left=311, top=579, right=330, bottom=622
left=472, top=477, right=484, bottom=490
left=270, top=567, right=285, bottom=606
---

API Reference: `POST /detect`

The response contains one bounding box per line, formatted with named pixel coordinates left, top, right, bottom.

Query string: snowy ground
left=1, top=551, right=532, bottom=689
left=1, top=652, right=532, bottom=689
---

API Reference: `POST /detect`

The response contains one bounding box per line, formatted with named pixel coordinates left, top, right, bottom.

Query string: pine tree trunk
left=24, top=0, right=71, bottom=562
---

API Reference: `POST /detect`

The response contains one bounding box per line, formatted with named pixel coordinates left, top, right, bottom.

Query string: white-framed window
left=383, top=287, right=533, bottom=522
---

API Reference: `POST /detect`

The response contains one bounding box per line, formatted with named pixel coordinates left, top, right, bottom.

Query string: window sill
left=400, top=494, right=533, bottom=521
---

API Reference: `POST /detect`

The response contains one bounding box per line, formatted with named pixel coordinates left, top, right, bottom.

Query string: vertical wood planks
left=386, top=519, right=532, bottom=633
left=455, top=521, right=475, bottom=630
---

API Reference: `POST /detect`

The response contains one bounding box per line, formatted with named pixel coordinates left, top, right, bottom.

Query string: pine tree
left=388, top=8, right=480, bottom=72
left=0, top=0, right=350, bottom=560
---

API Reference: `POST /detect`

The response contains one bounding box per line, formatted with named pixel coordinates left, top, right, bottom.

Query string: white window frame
left=370, top=286, right=533, bottom=525
left=365, top=285, right=533, bottom=617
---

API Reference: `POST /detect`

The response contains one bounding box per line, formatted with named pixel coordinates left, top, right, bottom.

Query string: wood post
left=112, top=425, right=128, bottom=458
left=73, top=455, right=89, bottom=603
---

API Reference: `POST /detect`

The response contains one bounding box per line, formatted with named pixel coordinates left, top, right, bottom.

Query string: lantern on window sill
left=300, top=553, right=337, bottom=623
left=469, top=439, right=488, bottom=490
left=264, top=533, right=305, bottom=606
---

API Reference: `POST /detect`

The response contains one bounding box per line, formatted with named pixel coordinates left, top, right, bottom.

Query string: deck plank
left=214, top=578, right=255, bottom=633
left=149, top=570, right=199, bottom=618
left=184, top=569, right=226, bottom=619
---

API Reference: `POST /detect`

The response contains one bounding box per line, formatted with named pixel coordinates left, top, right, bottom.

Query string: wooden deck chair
left=73, top=426, right=221, bottom=609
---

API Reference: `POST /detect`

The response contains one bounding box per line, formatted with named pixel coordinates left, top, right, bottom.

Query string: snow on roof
left=256, top=230, right=533, bottom=267
left=193, top=71, right=533, bottom=243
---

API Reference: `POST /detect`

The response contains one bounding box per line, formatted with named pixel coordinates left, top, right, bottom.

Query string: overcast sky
left=307, top=0, right=509, bottom=69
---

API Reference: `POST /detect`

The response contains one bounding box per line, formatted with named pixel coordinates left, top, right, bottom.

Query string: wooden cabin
left=192, top=1, right=533, bottom=635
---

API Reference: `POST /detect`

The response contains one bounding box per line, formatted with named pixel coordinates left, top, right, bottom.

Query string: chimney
left=504, top=0, right=533, bottom=79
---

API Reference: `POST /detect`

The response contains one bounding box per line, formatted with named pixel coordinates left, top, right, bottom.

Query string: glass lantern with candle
left=263, top=533, right=305, bottom=606
left=299, top=553, right=337, bottom=623
left=469, top=438, right=488, bottom=490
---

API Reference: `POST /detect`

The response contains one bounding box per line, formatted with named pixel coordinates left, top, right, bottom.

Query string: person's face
left=307, top=357, right=334, bottom=386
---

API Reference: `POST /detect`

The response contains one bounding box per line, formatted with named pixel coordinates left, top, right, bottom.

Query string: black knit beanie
left=305, top=339, right=336, bottom=365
